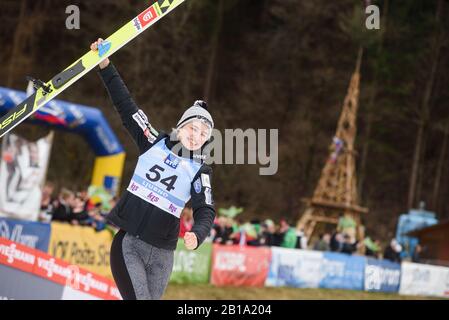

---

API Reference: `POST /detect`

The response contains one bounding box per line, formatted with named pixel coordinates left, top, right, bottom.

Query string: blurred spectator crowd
left=180, top=208, right=421, bottom=263
left=39, top=182, right=421, bottom=263
left=39, top=182, right=116, bottom=232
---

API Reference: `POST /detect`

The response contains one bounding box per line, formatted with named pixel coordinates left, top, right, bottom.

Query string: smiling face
left=177, top=120, right=211, bottom=151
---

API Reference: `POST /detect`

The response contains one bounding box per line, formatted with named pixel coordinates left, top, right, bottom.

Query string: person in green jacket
left=279, top=219, right=297, bottom=248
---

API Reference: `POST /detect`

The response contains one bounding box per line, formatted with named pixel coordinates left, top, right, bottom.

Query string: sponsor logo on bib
left=146, top=192, right=159, bottom=203
left=164, top=154, right=180, bottom=169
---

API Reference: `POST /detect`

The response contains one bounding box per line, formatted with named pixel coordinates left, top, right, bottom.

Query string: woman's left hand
left=184, top=232, right=198, bottom=250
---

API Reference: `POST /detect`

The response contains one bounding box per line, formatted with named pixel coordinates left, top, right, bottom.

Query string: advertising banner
left=400, top=262, right=449, bottom=298
left=0, top=237, right=120, bottom=300
left=211, top=244, right=271, bottom=287
left=266, top=247, right=323, bottom=288
left=0, top=217, right=51, bottom=251
left=0, top=133, right=53, bottom=221
left=170, top=239, right=212, bottom=284
left=48, top=222, right=113, bottom=279
left=364, top=258, right=401, bottom=293
left=319, top=252, right=365, bottom=291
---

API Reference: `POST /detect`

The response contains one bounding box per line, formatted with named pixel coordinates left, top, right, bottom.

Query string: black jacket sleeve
left=190, top=165, right=216, bottom=249
left=98, top=63, right=159, bottom=154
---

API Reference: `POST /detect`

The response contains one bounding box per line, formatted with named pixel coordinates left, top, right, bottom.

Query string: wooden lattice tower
left=297, top=50, right=368, bottom=241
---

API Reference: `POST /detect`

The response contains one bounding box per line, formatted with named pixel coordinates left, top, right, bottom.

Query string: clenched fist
left=183, top=232, right=198, bottom=250
left=90, top=38, right=110, bottom=69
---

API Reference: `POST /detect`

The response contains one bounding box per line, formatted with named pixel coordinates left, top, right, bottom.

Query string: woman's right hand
left=90, top=38, right=110, bottom=69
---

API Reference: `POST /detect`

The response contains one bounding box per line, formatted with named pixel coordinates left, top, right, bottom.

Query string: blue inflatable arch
left=0, top=86, right=125, bottom=195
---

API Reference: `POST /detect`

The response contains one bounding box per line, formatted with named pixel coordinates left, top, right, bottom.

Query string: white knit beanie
left=176, top=100, right=214, bottom=130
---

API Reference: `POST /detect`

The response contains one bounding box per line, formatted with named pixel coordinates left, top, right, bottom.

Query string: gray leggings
left=110, top=230, right=174, bottom=300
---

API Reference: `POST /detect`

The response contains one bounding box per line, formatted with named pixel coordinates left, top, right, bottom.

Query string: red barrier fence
left=0, top=237, right=120, bottom=300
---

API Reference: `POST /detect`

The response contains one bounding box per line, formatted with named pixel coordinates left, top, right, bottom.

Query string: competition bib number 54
left=146, top=165, right=178, bottom=192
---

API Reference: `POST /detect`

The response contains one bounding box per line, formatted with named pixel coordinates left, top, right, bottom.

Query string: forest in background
left=1, top=0, right=448, bottom=242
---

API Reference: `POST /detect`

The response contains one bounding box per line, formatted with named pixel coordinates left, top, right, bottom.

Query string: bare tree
left=408, top=0, right=444, bottom=209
